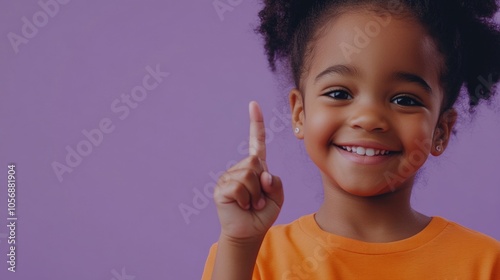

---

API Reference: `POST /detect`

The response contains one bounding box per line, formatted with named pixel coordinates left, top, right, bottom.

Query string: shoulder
left=435, top=216, right=500, bottom=252
left=435, top=217, right=500, bottom=276
left=439, top=216, right=499, bottom=243
left=258, top=213, right=319, bottom=259
left=264, top=213, right=314, bottom=240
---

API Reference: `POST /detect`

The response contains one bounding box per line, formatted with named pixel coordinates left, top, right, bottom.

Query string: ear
left=289, top=88, right=305, bottom=139
left=431, top=108, right=457, bottom=156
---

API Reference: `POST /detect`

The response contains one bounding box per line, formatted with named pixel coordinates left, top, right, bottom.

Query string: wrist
left=218, top=233, right=265, bottom=248
left=211, top=233, right=265, bottom=280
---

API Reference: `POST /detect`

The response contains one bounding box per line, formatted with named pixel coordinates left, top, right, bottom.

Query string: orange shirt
left=202, top=213, right=500, bottom=279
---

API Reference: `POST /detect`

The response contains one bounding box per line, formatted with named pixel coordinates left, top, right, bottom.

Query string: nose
left=347, top=101, right=390, bottom=132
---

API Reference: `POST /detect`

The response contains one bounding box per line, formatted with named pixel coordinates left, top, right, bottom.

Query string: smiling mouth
left=334, top=145, right=399, bottom=157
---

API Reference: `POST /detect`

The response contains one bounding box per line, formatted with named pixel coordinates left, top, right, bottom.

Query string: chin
left=343, top=188, right=389, bottom=197
left=336, top=178, right=396, bottom=197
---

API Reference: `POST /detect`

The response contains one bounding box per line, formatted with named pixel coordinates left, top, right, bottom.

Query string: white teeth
left=339, top=145, right=391, bottom=156
left=365, top=148, right=375, bottom=157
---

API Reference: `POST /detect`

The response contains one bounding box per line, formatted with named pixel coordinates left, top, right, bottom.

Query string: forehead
left=304, top=8, right=443, bottom=89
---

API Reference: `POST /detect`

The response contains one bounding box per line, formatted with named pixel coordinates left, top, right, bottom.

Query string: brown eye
left=391, top=95, right=423, bottom=106
left=325, top=90, right=352, bottom=100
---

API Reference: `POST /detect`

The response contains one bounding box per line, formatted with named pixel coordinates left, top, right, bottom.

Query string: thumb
left=260, top=171, right=284, bottom=208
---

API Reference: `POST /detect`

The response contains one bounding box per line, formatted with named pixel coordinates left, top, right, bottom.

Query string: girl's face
left=290, top=8, right=456, bottom=196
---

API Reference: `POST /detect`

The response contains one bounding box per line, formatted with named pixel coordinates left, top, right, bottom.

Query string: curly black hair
left=253, top=0, right=500, bottom=112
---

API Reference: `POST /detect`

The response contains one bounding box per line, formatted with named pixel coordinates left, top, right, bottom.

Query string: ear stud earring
left=436, top=145, right=442, bottom=152
left=294, top=127, right=300, bottom=134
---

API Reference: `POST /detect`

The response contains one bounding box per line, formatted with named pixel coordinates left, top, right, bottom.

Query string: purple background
left=0, top=1, right=498, bottom=279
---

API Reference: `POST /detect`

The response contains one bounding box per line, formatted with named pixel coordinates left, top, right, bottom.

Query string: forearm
left=211, top=235, right=264, bottom=280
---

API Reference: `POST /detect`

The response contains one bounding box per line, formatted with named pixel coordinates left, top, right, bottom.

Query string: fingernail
left=265, top=172, right=272, bottom=185
left=257, top=197, right=266, bottom=209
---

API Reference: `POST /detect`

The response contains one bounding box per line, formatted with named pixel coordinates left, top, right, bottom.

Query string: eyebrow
left=314, top=64, right=433, bottom=94
left=392, top=72, right=432, bottom=95
left=314, top=65, right=358, bottom=84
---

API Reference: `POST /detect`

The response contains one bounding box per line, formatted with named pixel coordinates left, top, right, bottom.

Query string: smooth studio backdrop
left=1, top=1, right=499, bottom=279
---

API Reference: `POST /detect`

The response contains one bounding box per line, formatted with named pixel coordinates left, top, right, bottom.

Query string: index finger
left=248, top=101, right=267, bottom=169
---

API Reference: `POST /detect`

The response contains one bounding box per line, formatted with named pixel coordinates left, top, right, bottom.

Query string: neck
left=315, top=177, right=430, bottom=243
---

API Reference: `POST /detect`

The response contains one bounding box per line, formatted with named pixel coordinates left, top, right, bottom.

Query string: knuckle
left=247, top=155, right=262, bottom=167
left=242, top=169, right=258, bottom=182
left=231, top=181, right=249, bottom=197
left=213, top=185, right=223, bottom=199
left=216, top=180, right=237, bottom=195
left=255, top=129, right=266, bottom=142
left=217, top=172, right=231, bottom=185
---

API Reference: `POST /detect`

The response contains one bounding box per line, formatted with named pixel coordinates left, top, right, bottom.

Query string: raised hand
left=213, top=101, right=284, bottom=241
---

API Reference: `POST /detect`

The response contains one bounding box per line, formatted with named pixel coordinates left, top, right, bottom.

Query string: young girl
left=202, top=0, right=500, bottom=279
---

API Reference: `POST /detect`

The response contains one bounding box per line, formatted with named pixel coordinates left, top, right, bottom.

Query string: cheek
left=400, top=117, right=434, bottom=163
left=304, top=107, right=341, bottom=146
left=303, top=106, right=344, bottom=167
